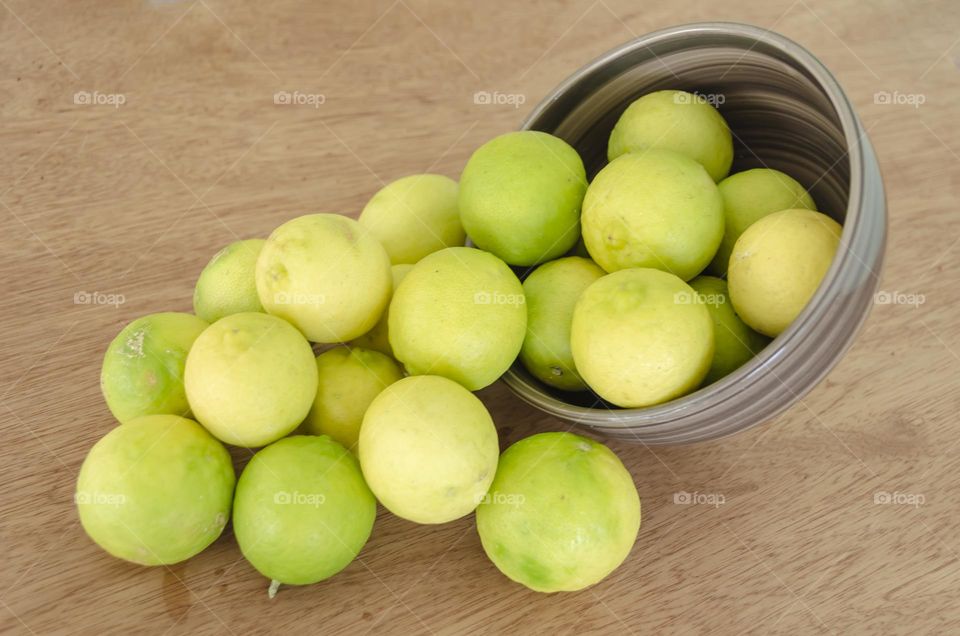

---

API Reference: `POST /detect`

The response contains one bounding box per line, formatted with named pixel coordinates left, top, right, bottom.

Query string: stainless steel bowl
left=503, top=22, right=886, bottom=444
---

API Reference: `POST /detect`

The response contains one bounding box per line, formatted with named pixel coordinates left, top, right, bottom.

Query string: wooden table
left=2, top=1, right=958, bottom=633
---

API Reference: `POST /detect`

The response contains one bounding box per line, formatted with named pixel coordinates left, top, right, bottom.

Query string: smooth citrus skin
left=300, top=347, right=404, bottom=450
left=520, top=256, right=605, bottom=391
left=388, top=247, right=526, bottom=390
left=459, top=131, right=586, bottom=266
left=708, top=169, right=816, bottom=276
left=256, top=213, right=391, bottom=343
left=193, top=238, right=266, bottom=323
left=607, top=89, right=733, bottom=181
left=358, top=174, right=464, bottom=264
left=349, top=263, right=414, bottom=357
left=76, top=415, right=235, bottom=565
left=100, top=312, right=209, bottom=423
left=476, top=432, right=641, bottom=593
left=688, top=276, right=770, bottom=384
left=728, top=209, right=842, bottom=337
left=571, top=268, right=714, bottom=408
left=233, top=436, right=376, bottom=588
left=184, top=312, right=318, bottom=447
left=359, top=375, right=499, bottom=524
left=581, top=149, right=724, bottom=280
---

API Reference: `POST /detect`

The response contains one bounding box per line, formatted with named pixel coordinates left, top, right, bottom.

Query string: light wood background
left=1, top=0, right=958, bottom=634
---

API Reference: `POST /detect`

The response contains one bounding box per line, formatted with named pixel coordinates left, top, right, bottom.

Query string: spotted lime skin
left=100, top=312, right=209, bottom=423
left=476, top=432, right=641, bottom=593
left=76, top=414, right=235, bottom=565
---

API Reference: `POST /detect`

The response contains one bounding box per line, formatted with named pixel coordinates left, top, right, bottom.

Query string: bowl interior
left=512, top=24, right=853, bottom=411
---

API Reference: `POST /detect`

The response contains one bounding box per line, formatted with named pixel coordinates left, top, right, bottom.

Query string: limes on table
left=184, top=312, right=317, bottom=447
left=193, top=238, right=266, bottom=322
left=388, top=247, right=526, bottom=390
left=100, top=312, right=208, bottom=423
left=256, top=213, right=391, bottom=343
left=571, top=268, right=714, bottom=407
left=688, top=276, right=770, bottom=384
left=519, top=256, right=605, bottom=391
left=233, top=435, right=376, bottom=595
left=349, top=263, right=414, bottom=357
left=300, top=346, right=404, bottom=450
left=76, top=414, right=235, bottom=565
left=358, top=174, right=464, bottom=264
left=581, top=149, right=724, bottom=280
left=728, top=208, right=842, bottom=337
left=459, top=131, right=586, bottom=266
left=608, top=89, right=733, bottom=181
left=708, top=168, right=816, bottom=276
left=359, top=375, right=499, bottom=524
left=476, top=431, right=640, bottom=593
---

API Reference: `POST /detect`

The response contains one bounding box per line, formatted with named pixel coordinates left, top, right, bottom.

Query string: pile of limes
left=78, top=88, right=840, bottom=596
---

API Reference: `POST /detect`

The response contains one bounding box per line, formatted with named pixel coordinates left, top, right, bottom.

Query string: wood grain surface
left=2, top=0, right=959, bottom=634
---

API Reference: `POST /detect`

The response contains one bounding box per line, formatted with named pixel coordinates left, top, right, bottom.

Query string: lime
left=193, top=238, right=266, bottom=322
left=571, top=268, right=714, bottom=407
left=184, top=312, right=317, bottom=447
left=708, top=169, right=816, bottom=276
left=476, top=432, right=640, bottom=593
left=608, top=89, right=733, bottom=181
left=358, top=174, right=464, bottom=264
left=728, top=209, right=842, bottom=337
left=349, top=263, right=414, bottom=357
left=520, top=256, right=605, bottom=391
left=100, top=312, right=208, bottom=423
left=359, top=375, right=499, bottom=524
left=233, top=435, right=376, bottom=594
left=581, top=149, right=724, bottom=280
left=300, top=347, right=404, bottom=450
left=388, top=247, right=526, bottom=390
left=688, top=276, right=770, bottom=384
left=256, top=213, right=391, bottom=343
left=76, top=414, right=235, bottom=565
left=459, top=131, right=586, bottom=266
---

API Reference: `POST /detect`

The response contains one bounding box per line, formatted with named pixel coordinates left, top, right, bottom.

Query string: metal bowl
left=503, top=22, right=886, bottom=444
